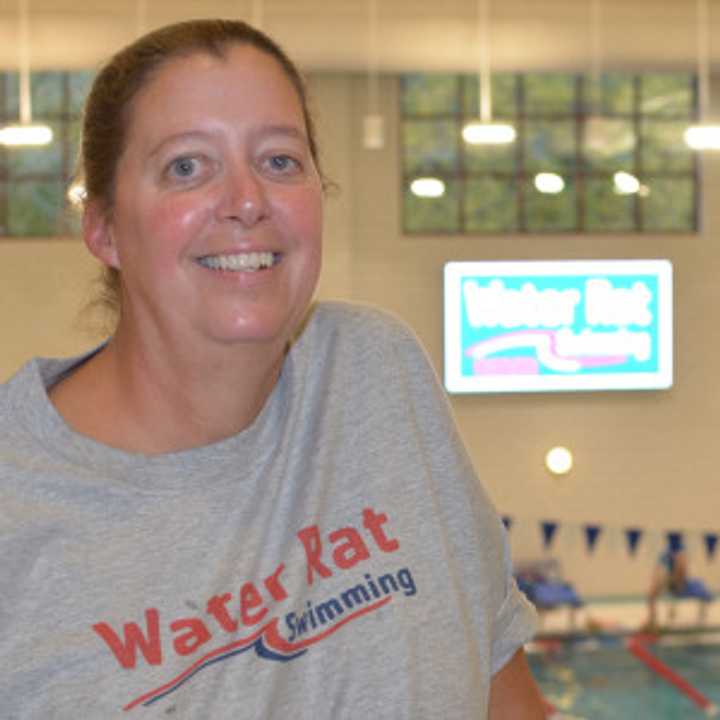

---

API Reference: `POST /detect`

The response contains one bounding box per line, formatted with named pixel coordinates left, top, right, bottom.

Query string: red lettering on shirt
left=239, top=582, right=268, bottom=626
left=363, top=508, right=400, bottom=552
left=329, top=527, right=370, bottom=569
left=92, top=508, right=402, bottom=673
left=92, top=609, right=162, bottom=669
left=297, top=524, right=333, bottom=585
left=170, top=618, right=211, bottom=656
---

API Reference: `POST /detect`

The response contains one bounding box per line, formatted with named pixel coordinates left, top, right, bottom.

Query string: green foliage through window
left=401, top=72, right=698, bottom=234
left=0, top=70, right=94, bottom=238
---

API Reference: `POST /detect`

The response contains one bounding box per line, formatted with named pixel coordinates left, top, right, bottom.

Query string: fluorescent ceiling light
left=462, top=122, right=516, bottom=145
left=684, top=124, right=720, bottom=150
left=0, top=124, right=52, bottom=146
left=613, top=171, right=640, bottom=194
left=410, top=177, right=445, bottom=198
left=686, top=1, right=720, bottom=151
left=534, top=172, right=565, bottom=194
left=1, top=0, right=53, bottom=148
left=464, top=0, right=516, bottom=147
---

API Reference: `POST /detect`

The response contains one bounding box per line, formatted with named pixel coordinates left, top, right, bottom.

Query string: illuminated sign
left=444, top=260, right=673, bottom=393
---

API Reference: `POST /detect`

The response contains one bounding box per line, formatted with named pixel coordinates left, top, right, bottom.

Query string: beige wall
left=0, top=240, right=99, bottom=376
left=311, top=73, right=720, bottom=597
left=1, top=70, right=718, bottom=596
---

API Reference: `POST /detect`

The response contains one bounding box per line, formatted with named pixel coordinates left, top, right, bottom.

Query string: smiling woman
left=0, top=18, right=544, bottom=720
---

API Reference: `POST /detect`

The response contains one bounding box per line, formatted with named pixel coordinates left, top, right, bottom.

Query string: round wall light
left=545, top=446, right=573, bottom=475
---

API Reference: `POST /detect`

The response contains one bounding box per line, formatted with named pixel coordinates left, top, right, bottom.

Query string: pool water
left=528, top=637, right=720, bottom=718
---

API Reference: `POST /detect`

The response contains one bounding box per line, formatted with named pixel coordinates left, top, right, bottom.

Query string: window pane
left=401, top=74, right=459, bottom=116
left=585, top=73, right=635, bottom=115
left=525, top=74, right=576, bottom=115
left=584, top=177, right=636, bottom=231
left=7, top=180, right=64, bottom=236
left=525, top=178, right=577, bottom=231
left=32, top=73, right=64, bottom=116
left=68, top=119, right=82, bottom=175
left=4, top=72, right=64, bottom=118
left=641, top=177, right=695, bottom=231
left=69, top=71, right=95, bottom=113
left=463, top=74, right=516, bottom=119
left=403, top=119, right=459, bottom=174
left=464, top=178, right=517, bottom=231
left=641, top=119, right=693, bottom=172
left=404, top=178, right=459, bottom=233
left=464, top=139, right=516, bottom=173
left=4, top=73, right=19, bottom=119
left=525, top=119, right=576, bottom=172
left=583, top=117, right=636, bottom=171
left=399, top=71, right=696, bottom=236
left=641, top=74, right=693, bottom=117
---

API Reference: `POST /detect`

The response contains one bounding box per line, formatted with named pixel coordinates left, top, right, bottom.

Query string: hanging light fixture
left=584, top=0, right=642, bottom=194
left=462, top=0, right=515, bottom=145
left=0, top=0, right=53, bottom=147
left=362, top=0, right=384, bottom=149
left=410, top=177, right=446, bottom=198
left=685, top=0, right=720, bottom=149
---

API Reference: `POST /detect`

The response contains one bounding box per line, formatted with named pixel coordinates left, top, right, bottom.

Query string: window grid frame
left=401, top=71, right=700, bottom=236
left=0, top=70, right=87, bottom=239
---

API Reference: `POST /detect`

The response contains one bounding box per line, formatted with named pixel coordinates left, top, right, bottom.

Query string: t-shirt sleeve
left=379, top=309, right=539, bottom=673
left=490, top=529, right=539, bottom=674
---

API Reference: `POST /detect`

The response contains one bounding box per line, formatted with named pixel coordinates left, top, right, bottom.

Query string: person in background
left=0, top=19, right=545, bottom=718
left=645, top=536, right=713, bottom=631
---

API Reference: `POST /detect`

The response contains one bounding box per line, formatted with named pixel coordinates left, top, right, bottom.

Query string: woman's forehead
left=123, top=46, right=306, bottom=146
left=140, top=45, right=297, bottom=103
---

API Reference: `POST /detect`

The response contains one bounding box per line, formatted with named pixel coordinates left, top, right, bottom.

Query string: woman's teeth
left=198, top=252, right=276, bottom=272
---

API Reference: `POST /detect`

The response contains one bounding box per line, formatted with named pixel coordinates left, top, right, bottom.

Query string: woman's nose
left=218, top=166, right=268, bottom=227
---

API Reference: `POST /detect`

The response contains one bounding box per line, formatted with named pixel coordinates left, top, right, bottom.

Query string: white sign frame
left=444, top=259, right=673, bottom=394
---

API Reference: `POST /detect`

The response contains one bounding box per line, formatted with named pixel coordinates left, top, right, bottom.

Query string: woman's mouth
left=197, top=252, right=280, bottom=272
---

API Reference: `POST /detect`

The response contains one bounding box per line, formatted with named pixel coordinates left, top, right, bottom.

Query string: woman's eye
left=267, top=154, right=300, bottom=173
left=168, top=156, right=199, bottom=179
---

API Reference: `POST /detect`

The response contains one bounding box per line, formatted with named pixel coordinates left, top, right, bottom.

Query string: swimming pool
left=528, top=633, right=720, bottom=718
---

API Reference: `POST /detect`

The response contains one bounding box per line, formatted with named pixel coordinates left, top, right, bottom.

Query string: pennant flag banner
left=666, top=531, right=684, bottom=553
left=705, top=533, right=718, bottom=560
left=625, top=528, right=643, bottom=556
left=500, top=515, right=718, bottom=562
left=541, top=521, right=558, bottom=550
left=584, top=524, right=602, bottom=554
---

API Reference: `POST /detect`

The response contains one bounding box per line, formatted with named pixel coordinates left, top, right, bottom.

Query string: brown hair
left=78, top=18, right=326, bottom=325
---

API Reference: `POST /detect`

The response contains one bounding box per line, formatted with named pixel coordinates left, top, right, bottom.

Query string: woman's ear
left=83, top=200, right=120, bottom=269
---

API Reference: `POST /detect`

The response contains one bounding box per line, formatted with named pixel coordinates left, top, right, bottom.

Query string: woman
left=0, top=19, right=544, bottom=718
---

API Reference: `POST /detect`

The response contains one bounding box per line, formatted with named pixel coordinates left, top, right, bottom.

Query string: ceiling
left=0, top=0, right=715, bottom=73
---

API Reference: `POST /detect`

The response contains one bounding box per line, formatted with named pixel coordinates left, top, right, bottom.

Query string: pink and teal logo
left=444, top=260, right=672, bottom=393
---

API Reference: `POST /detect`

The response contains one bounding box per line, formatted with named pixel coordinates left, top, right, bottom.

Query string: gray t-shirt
left=0, top=301, right=536, bottom=719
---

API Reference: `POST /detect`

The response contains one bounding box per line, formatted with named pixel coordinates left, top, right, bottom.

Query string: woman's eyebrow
left=254, top=125, right=309, bottom=143
left=146, top=126, right=308, bottom=160
left=147, top=130, right=214, bottom=160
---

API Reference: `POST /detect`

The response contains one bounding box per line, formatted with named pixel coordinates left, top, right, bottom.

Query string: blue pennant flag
left=625, top=528, right=643, bottom=556
left=705, top=533, right=718, bottom=560
left=584, top=525, right=602, bottom=554
left=501, top=516, right=513, bottom=532
left=666, top=531, right=684, bottom=553
left=541, top=521, right=558, bottom=550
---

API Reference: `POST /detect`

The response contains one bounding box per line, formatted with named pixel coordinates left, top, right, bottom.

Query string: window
left=401, top=72, right=698, bottom=234
left=0, top=70, right=94, bottom=238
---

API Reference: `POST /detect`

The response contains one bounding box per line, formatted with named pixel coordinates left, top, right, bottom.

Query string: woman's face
left=87, top=45, right=323, bottom=353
